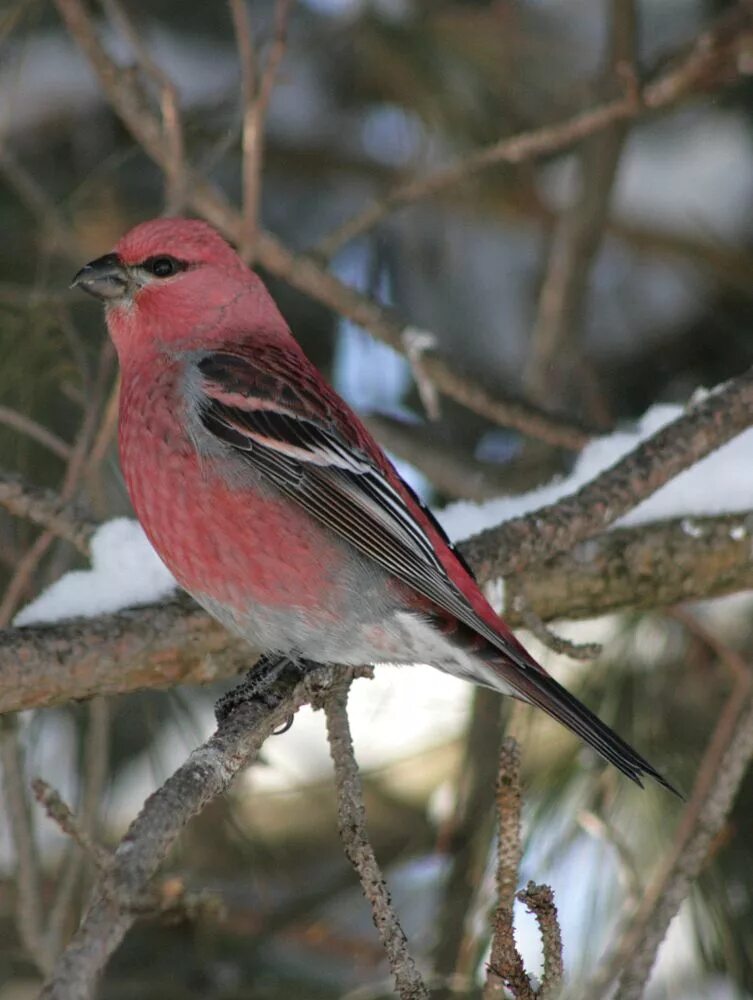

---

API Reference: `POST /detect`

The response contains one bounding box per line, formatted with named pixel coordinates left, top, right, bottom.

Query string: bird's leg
left=214, top=652, right=319, bottom=727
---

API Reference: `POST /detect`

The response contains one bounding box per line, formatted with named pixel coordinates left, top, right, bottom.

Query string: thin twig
left=45, top=698, right=112, bottom=957
left=511, top=590, right=602, bottom=662
left=230, top=0, right=294, bottom=262
left=51, top=0, right=595, bottom=450
left=86, top=378, right=120, bottom=477
left=433, top=689, right=503, bottom=993
left=525, top=0, right=637, bottom=405
left=313, top=3, right=751, bottom=260
left=323, top=679, right=429, bottom=1000
left=32, top=779, right=111, bottom=874
left=516, top=882, right=563, bottom=1000
left=0, top=470, right=96, bottom=556
left=361, top=413, right=518, bottom=502
left=0, top=715, right=52, bottom=975
left=0, top=149, right=79, bottom=254
left=484, top=738, right=534, bottom=1000
left=102, top=0, right=187, bottom=212
left=0, top=405, right=72, bottom=460
left=0, top=340, right=113, bottom=624
left=587, top=653, right=753, bottom=997
left=0, top=343, right=114, bottom=986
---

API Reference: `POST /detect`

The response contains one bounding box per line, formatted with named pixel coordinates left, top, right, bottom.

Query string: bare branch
left=510, top=589, right=602, bottom=662
left=323, top=678, right=429, bottom=1000
left=432, top=688, right=503, bottom=991
left=589, top=649, right=753, bottom=998
left=484, top=737, right=534, bottom=1000
left=45, top=698, right=111, bottom=959
left=230, top=0, right=293, bottom=262
left=32, top=778, right=111, bottom=873
left=525, top=0, right=637, bottom=405
left=0, top=340, right=113, bottom=625
left=314, top=3, right=751, bottom=260
left=0, top=149, right=79, bottom=254
left=2, top=506, right=753, bottom=714
left=0, top=596, right=255, bottom=713
left=0, top=715, right=52, bottom=975
left=51, top=0, right=594, bottom=450
left=0, top=406, right=71, bottom=461
left=101, top=0, right=187, bottom=213
left=0, top=471, right=96, bottom=556
left=516, top=882, right=563, bottom=1000
left=464, top=365, right=753, bottom=578
left=38, top=663, right=315, bottom=1000
left=361, top=413, right=518, bottom=502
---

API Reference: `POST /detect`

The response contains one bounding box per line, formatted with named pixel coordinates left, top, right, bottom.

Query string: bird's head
left=72, top=218, right=282, bottom=358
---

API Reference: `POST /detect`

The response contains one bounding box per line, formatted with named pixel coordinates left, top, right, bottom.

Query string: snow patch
left=14, top=518, right=176, bottom=627
left=438, top=403, right=753, bottom=542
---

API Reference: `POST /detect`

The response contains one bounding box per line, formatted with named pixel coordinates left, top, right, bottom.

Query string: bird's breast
left=117, top=365, right=385, bottom=623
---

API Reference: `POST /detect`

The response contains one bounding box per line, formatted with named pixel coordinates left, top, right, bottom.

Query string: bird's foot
left=214, top=653, right=317, bottom=727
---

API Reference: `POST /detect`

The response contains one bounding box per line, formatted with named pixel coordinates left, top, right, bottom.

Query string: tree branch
left=591, top=665, right=753, bottom=999
left=0, top=470, right=96, bottom=557
left=463, top=365, right=753, bottom=578
left=525, top=0, right=636, bottom=406
left=323, top=679, right=429, bottom=1000
left=516, top=882, right=563, bottom=1000
left=51, top=0, right=595, bottom=452
left=484, top=737, right=533, bottom=1000
left=230, top=0, right=293, bottom=262
left=313, top=3, right=751, bottom=260
left=38, top=661, right=316, bottom=1000
left=2, top=508, right=753, bottom=714
left=0, top=715, right=52, bottom=975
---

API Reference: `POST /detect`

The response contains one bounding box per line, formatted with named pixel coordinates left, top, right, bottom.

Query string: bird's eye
left=142, top=256, right=183, bottom=278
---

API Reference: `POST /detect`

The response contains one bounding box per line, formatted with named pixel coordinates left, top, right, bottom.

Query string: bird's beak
left=71, top=253, right=132, bottom=301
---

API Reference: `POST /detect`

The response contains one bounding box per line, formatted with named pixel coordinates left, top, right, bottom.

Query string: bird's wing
left=196, top=348, right=507, bottom=649
left=196, top=348, right=677, bottom=793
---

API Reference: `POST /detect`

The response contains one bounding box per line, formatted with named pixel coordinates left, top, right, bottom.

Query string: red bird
left=73, top=218, right=673, bottom=791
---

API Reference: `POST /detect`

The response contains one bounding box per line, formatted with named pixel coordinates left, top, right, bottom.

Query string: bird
left=72, top=217, right=675, bottom=793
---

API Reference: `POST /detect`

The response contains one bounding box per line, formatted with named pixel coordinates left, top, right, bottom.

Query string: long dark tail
left=453, top=626, right=679, bottom=794
left=422, top=604, right=679, bottom=793
left=490, top=654, right=679, bottom=794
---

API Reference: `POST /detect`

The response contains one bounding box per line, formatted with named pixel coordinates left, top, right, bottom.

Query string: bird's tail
left=463, top=631, right=679, bottom=795
left=491, top=653, right=677, bottom=793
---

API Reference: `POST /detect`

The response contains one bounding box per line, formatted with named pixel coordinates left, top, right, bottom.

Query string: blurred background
left=2, top=0, right=753, bottom=996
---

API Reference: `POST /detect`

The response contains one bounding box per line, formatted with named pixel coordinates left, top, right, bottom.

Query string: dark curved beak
left=71, top=253, right=131, bottom=301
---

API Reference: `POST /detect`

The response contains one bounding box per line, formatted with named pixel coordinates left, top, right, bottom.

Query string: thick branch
left=39, top=663, right=314, bottom=1000
left=2, top=510, right=752, bottom=714
left=0, top=596, right=256, bottom=713
left=463, top=367, right=753, bottom=577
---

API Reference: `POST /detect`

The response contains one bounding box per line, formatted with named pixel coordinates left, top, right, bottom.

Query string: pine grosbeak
left=73, top=218, right=673, bottom=792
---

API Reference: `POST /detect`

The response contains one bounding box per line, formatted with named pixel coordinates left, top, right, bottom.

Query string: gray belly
left=191, top=588, right=507, bottom=696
